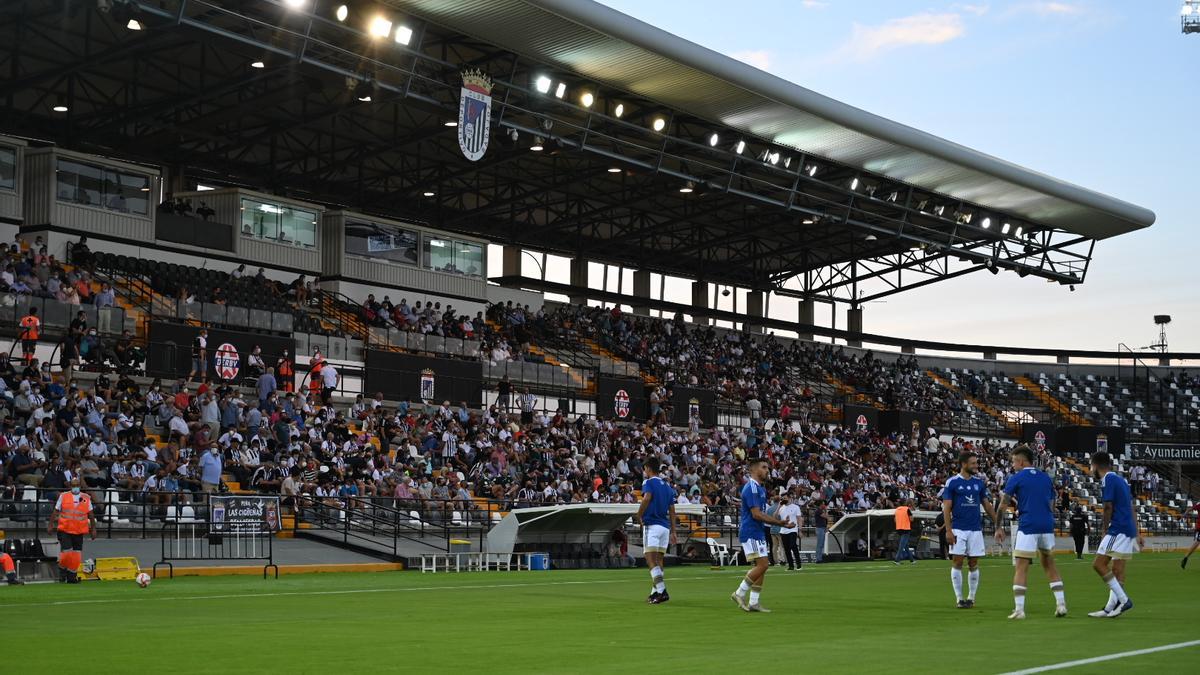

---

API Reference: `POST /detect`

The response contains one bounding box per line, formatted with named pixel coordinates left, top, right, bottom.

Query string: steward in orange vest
left=48, top=477, right=96, bottom=584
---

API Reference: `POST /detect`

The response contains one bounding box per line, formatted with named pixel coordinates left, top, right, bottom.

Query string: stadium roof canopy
left=0, top=0, right=1155, bottom=302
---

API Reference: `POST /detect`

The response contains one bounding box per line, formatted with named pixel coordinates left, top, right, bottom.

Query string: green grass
left=3, top=554, right=1197, bottom=674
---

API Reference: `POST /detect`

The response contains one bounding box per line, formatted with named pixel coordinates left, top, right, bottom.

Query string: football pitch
left=3, top=554, right=1196, bottom=674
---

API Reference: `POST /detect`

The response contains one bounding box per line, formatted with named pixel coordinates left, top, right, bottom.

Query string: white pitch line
left=0, top=565, right=903, bottom=609
left=999, top=640, right=1200, bottom=674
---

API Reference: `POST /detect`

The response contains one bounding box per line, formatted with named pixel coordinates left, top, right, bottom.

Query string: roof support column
left=569, top=256, right=588, bottom=305
left=499, top=245, right=523, bottom=286
left=847, top=307, right=863, bottom=348
left=745, top=291, right=765, bottom=333
left=691, top=280, right=709, bottom=326
left=798, top=298, right=815, bottom=342
left=632, top=269, right=651, bottom=316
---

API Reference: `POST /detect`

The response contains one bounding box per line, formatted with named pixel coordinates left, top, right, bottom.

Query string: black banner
left=878, top=409, right=934, bottom=438
left=210, top=495, right=281, bottom=533
left=363, top=350, right=482, bottom=406
left=147, top=322, right=294, bottom=383
left=1054, top=425, right=1125, bottom=458
left=842, top=404, right=878, bottom=432
left=669, top=386, right=717, bottom=427
left=596, top=375, right=647, bottom=421
left=1125, top=443, right=1200, bottom=463
left=1021, top=423, right=1058, bottom=454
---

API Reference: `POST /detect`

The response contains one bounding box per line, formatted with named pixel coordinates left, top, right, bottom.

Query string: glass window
left=423, top=237, right=455, bottom=272
left=345, top=220, right=418, bottom=264
left=0, top=146, right=15, bottom=190
left=457, top=241, right=484, bottom=277
left=55, top=158, right=151, bottom=215
left=242, top=198, right=281, bottom=240
left=280, top=206, right=317, bottom=248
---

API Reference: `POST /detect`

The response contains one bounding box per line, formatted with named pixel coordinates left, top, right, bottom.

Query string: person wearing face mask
left=199, top=443, right=223, bottom=499
left=47, top=477, right=95, bottom=584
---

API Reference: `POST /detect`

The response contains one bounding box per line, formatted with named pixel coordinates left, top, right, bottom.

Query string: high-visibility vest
left=19, top=315, right=40, bottom=340
left=57, top=492, right=92, bottom=534
left=894, top=506, right=912, bottom=531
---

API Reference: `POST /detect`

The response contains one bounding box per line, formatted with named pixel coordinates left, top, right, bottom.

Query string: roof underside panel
left=387, top=0, right=1154, bottom=240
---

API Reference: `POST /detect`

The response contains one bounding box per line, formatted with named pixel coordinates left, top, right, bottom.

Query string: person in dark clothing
left=1069, top=506, right=1089, bottom=560
left=934, top=510, right=949, bottom=560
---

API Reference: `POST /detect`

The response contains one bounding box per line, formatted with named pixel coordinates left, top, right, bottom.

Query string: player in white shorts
left=941, top=451, right=1005, bottom=608
left=636, top=458, right=677, bottom=604
left=998, top=445, right=1067, bottom=619
left=1087, top=452, right=1142, bottom=618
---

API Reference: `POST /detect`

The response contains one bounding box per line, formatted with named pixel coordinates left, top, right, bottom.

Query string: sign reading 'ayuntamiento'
left=1125, top=443, right=1200, bottom=462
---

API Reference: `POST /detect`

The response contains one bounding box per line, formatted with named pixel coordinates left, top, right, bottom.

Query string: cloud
left=1021, top=1, right=1085, bottom=15
left=952, top=3, right=990, bottom=15
left=835, top=12, right=966, bottom=62
left=801, top=0, right=828, bottom=8
left=730, top=49, right=772, bottom=71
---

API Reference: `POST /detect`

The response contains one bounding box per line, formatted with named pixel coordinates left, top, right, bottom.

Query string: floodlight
left=580, top=92, right=594, bottom=107
left=554, top=82, right=566, bottom=99
left=284, top=0, right=306, bottom=9
left=614, top=103, right=624, bottom=117
left=735, top=140, right=745, bottom=154
left=535, top=76, right=552, bottom=94
left=335, top=5, right=348, bottom=22
left=1001, top=222, right=1011, bottom=234
left=679, top=182, right=695, bottom=193
left=369, top=16, right=392, bottom=38
left=394, top=25, right=413, bottom=45
left=850, top=178, right=859, bottom=190
left=981, top=217, right=991, bottom=229
left=652, top=117, right=666, bottom=132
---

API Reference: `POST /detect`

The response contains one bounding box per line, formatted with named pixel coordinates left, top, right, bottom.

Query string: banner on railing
left=148, top=322, right=295, bottom=383
left=363, top=350, right=482, bottom=405
left=596, top=375, right=647, bottom=421
left=1055, top=425, right=1125, bottom=458
left=1125, top=443, right=1200, bottom=463
left=210, top=495, right=281, bottom=534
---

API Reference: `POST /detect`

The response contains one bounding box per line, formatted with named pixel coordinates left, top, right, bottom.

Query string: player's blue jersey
left=1003, top=467, right=1056, bottom=534
left=640, top=476, right=676, bottom=529
left=941, top=474, right=989, bottom=532
left=739, top=478, right=767, bottom=542
left=1101, top=472, right=1137, bottom=537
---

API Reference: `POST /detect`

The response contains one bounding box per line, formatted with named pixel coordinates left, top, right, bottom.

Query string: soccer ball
left=135, top=572, right=152, bottom=588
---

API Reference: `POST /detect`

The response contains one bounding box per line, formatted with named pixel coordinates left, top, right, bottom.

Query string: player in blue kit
left=731, top=458, right=795, bottom=613
left=997, top=445, right=1067, bottom=619
left=636, top=458, right=677, bottom=604
left=941, top=451, right=1005, bottom=608
left=1087, top=451, right=1143, bottom=618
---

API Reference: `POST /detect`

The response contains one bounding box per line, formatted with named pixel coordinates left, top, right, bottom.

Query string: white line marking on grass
left=999, top=640, right=1200, bottom=674
left=1, top=565, right=904, bottom=609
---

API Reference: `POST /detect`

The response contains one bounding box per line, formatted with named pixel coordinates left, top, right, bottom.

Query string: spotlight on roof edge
left=251, top=60, right=265, bottom=69
left=535, top=76, right=552, bottom=94
left=981, top=217, right=991, bottom=229
left=850, top=178, right=859, bottom=190
left=554, top=82, right=566, bottom=99
left=1002, top=222, right=1012, bottom=234
left=580, top=92, right=594, bottom=108
left=394, top=25, right=413, bottom=45
left=284, top=0, right=306, bottom=9
left=126, top=19, right=143, bottom=30
left=335, top=4, right=348, bottom=22
left=369, top=16, right=392, bottom=38
left=530, top=137, right=545, bottom=151
left=423, top=191, right=435, bottom=197
left=613, top=103, right=624, bottom=117
left=708, top=133, right=719, bottom=147
left=652, top=117, right=666, bottom=132
left=607, top=167, right=621, bottom=173
left=806, top=164, right=817, bottom=177
left=735, top=140, right=745, bottom=154
left=679, top=182, right=695, bottom=193
left=1015, top=226, right=1023, bottom=237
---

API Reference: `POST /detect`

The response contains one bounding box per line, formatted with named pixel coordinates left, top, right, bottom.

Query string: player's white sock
left=737, top=577, right=752, bottom=597
left=1050, top=581, right=1065, bottom=605
left=749, top=586, right=761, bottom=606
left=1104, top=589, right=1118, bottom=612
left=968, top=568, right=980, bottom=601
left=1013, top=585, right=1026, bottom=611
left=650, top=566, right=665, bottom=593
left=1102, top=573, right=1127, bottom=604
left=950, top=568, right=964, bottom=601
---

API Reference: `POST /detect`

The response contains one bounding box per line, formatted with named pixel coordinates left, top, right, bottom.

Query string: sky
left=578, top=0, right=1199, bottom=354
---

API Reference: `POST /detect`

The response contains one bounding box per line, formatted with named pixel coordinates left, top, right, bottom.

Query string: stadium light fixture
left=783, top=157, right=792, bottom=169
left=652, top=117, right=666, bottom=132
left=530, top=137, right=545, bottom=151
left=51, top=101, right=69, bottom=113
left=580, top=92, right=594, bottom=108
left=607, top=167, right=622, bottom=173
left=980, top=217, right=991, bottom=229
left=534, top=76, right=553, bottom=94
left=708, top=132, right=719, bottom=147
left=394, top=25, right=413, bottom=45
left=768, top=151, right=781, bottom=165
left=443, top=120, right=457, bottom=127
left=806, top=164, right=817, bottom=177
left=369, top=16, right=392, bottom=38
left=251, top=60, right=265, bottom=69
left=614, top=103, right=625, bottom=118
left=1014, top=226, right=1023, bottom=237
left=850, top=178, right=859, bottom=191
left=554, top=82, right=566, bottom=99
left=335, top=4, right=349, bottom=22
left=679, top=182, right=695, bottom=193
left=1001, top=222, right=1011, bottom=235
left=423, top=191, right=435, bottom=197
left=284, top=0, right=306, bottom=9
left=126, top=19, right=143, bottom=30
left=735, top=140, right=746, bottom=154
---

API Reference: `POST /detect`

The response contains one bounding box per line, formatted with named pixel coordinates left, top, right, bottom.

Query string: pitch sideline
left=999, top=639, right=1200, bottom=674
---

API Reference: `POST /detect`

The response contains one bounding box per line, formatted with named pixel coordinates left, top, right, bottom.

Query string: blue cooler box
left=529, top=553, right=550, bottom=570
